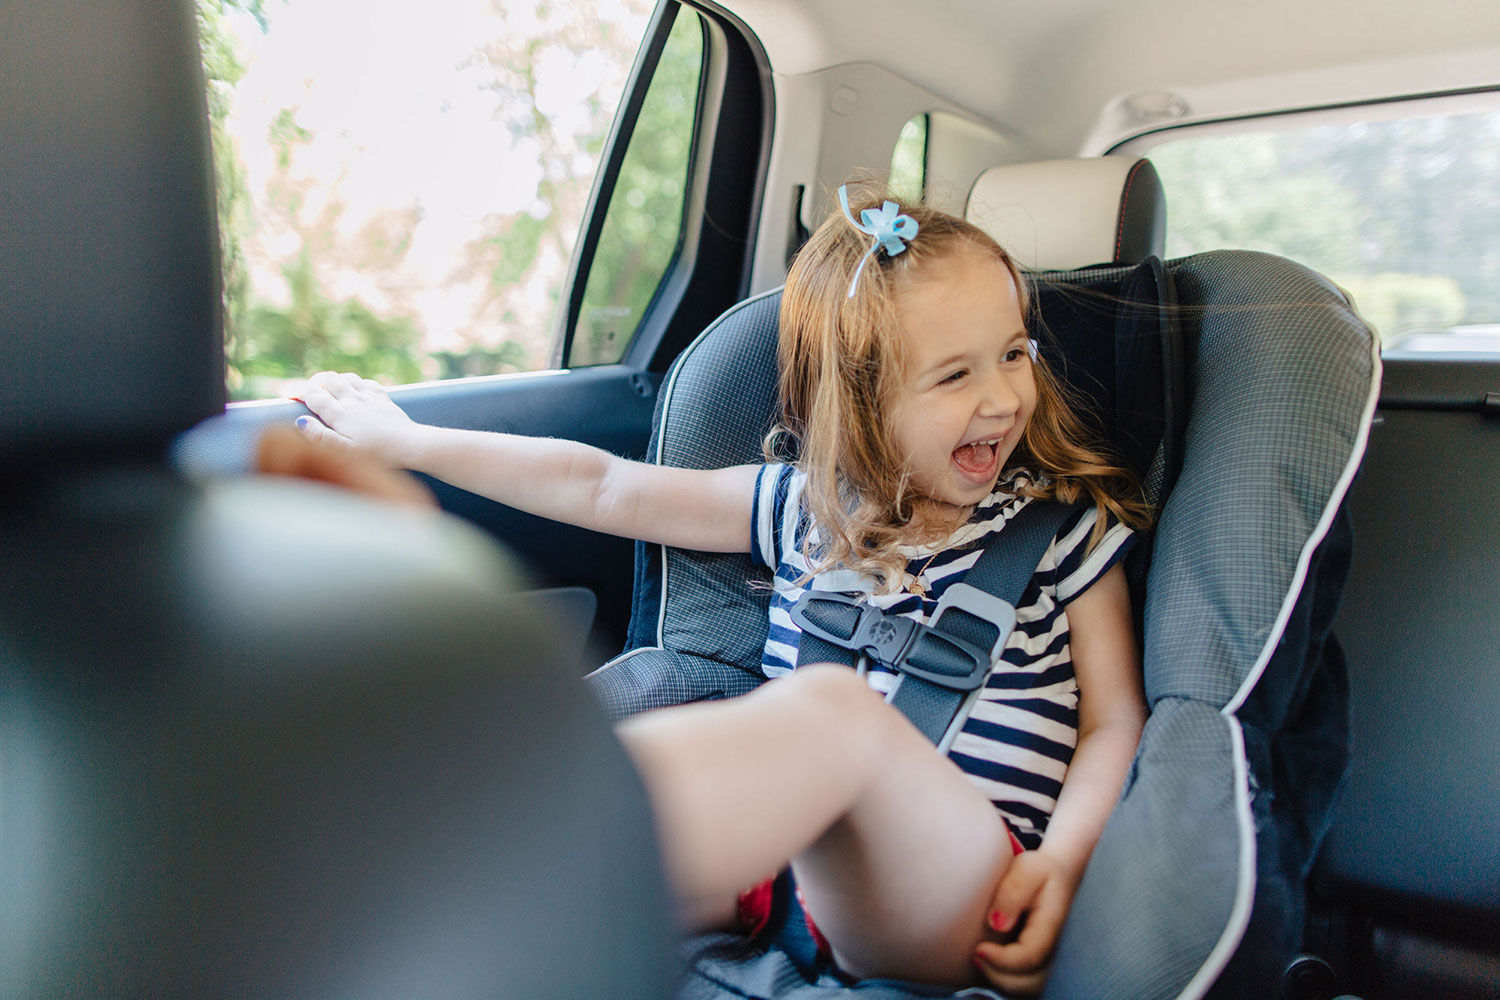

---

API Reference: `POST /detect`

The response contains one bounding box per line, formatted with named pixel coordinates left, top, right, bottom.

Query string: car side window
left=567, top=8, right=704, bottom=367
left=1129, top=104, right=1500, bottom=356
left=889, top=114, right=928, bottom=204
left=197, top=0, right=659, bottom=401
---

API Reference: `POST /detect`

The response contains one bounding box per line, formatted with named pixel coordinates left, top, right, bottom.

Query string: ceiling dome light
left=1122, top=90, right=1189, bottom=123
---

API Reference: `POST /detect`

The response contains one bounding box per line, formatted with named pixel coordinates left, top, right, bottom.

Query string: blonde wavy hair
left=766, top=184, right=1153, bottom=592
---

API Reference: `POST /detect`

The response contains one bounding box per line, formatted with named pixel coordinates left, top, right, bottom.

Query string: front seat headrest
left=965, top=157, right=1166, bottom=272
left=0, top=0, right=224, bottom=471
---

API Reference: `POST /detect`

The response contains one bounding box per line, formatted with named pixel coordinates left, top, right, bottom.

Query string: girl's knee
left=780, top=663, right=880, bottom=711
left=771, top=664, right=903, bottom=751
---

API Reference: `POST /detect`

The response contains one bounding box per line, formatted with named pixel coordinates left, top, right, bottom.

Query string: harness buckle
left=931, top=582, right=1016, bottom=665
left=894, top=583, right=1017, bottom=692
left=790, top=584, right=1016, bottom=693
left=790, top=591, right=919, bottom=666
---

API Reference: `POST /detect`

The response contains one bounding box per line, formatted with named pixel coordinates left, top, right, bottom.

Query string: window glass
left=1143, top=107, right=1500, bottom=354
left=889, top=114, right=928, bottom=204
left=569, top=9, right=703, bottom=367
left=197, top=0, right=655, bottom=401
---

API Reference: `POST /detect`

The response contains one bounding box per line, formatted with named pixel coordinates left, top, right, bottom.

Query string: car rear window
left=1131, top=104, right=1500, bottom=356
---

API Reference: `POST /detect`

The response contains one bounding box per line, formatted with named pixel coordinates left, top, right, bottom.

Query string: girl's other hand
left=255, top=424, right=437, bottom=510
left=291, top=371, right=417, bottom=468
left=971, top=848, right=1081, bottom=995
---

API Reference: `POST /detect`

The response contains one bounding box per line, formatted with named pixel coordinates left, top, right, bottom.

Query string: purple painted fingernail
left=295, top=415, right=310, bottom=429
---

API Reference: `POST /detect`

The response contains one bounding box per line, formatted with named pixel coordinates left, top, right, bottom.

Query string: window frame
left=555, top=2, right=705, bottom=368
left=554, top=0, right=773, bottom=373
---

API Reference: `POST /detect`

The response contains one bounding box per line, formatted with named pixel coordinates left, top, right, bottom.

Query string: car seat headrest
left=0, top=0, right=225, bottom=470
left=965, top=157, right=1166, bottom=272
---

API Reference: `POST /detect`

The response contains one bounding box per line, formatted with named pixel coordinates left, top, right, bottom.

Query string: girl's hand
left=292, top=371, right=417, bottom=468
left=972, top=848, right=1082, bottom=996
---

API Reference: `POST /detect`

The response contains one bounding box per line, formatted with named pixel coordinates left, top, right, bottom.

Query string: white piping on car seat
left=652, top=285, right=786, bottom=648
left=1222, top=320, right=1383, bottom=716
left=1175, top=716, right=1257, bottom=1000
left=583, top=643, right=656, bottom=678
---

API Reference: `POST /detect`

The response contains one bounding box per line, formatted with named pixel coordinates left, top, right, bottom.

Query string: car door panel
left=176, top=365, right=660, bottom=651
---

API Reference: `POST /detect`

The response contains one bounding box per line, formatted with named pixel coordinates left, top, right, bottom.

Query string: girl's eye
left=1003, top=348, right=1026, bottom=363
left=938, top=369, right=967, bottom=385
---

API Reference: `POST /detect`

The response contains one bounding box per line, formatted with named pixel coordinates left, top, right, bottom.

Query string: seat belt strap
left=791, top=500, right=1079, bottom=746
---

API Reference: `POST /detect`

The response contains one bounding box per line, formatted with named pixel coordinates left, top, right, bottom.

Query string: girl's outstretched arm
left=293, top=371, right=759, bottom=553
left=974, top=562, right=1146, bottom=995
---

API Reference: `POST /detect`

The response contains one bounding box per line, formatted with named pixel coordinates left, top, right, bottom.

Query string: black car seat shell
left=590, top=159, right=1379, bottom=1000
left=0, top=3, right=674, bottom=997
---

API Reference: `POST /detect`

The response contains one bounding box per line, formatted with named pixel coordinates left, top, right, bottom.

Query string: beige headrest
left=965, top=158, right=1166, bottom=272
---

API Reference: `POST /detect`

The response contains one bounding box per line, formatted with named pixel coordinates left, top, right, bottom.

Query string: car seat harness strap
left=790, top=499, right=1078, bottom=745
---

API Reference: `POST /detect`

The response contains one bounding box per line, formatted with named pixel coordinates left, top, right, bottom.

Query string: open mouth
left=952, top=437, right=1003, bottom=481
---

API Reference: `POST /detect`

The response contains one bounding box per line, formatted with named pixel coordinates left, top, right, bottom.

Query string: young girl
left=292, top=187, right=1150, bottom=995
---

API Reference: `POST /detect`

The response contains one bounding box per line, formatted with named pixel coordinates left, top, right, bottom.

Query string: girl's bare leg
left=615, top=664, right=1012, bottom=987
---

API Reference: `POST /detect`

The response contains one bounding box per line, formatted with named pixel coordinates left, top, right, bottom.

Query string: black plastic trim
left=637, top=0, right=774, bottom=372
left=555, top=0, right=773, bottom=377
left=1374, top=356, right=1500, bottom=411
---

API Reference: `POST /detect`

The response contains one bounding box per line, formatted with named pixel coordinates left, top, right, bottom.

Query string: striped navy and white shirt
left=750, top=463, right=1135, bottom=849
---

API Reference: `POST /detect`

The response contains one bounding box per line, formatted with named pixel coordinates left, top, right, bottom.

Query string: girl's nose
left=978, top=369, right=1022, bottom=417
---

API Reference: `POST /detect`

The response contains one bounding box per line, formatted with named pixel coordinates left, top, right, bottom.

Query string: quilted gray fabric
left=591, top=290, right=783, bottom=711
left=654, top=290, right=783, bottom=664
left=1045, top=698, right=1247, bottom=998
left=587, top=647, right=763, bottom=719
left=1143, top=252, right=1375, bottom=707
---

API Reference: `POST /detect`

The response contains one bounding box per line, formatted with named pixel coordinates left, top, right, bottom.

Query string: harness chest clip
left=790, top=591, right=920, bottom=666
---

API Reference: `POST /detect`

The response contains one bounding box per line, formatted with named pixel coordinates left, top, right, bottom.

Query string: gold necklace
left=903, top=504, right=976, bottom=597
left=905, top=547, right=946, bottom=597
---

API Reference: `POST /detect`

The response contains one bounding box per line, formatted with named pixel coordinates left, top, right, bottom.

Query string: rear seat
left=1311, top=356, right=1500, bottom=999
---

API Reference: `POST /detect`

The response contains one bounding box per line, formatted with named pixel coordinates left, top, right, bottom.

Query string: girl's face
left=888, top=247, right=1035, bottom=515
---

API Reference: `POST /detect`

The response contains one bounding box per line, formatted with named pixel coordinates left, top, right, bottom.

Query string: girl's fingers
left=973, top=943, right=1048, bottom=996
left=297, top=382, right=335, bottom=416
left=294, top=414, right=352, bottom=452
left=988, top=853, right=1048, bottom=933
left=305, top=371, right=366, bottom=400
left=989, top=891, right=1066, bottom=972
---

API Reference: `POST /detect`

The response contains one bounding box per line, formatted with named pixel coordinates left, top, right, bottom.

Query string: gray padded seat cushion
left=1041, top=251, right=1378, bottom=999
left=588, top=289, right=783, bottom=713
left=1085, top=251, right=1378, bottom=709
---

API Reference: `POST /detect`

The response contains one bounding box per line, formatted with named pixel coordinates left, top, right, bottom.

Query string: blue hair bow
left=839, top=185, right=919, bottom=298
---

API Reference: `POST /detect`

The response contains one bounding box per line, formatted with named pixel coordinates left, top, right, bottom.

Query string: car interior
left=4, top=1, right=1498, bottom=998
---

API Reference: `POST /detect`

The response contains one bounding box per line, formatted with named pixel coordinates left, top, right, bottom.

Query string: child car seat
left=0, top=3, right=673, bottom=997
left=588, top=159, right=1379, bottom=999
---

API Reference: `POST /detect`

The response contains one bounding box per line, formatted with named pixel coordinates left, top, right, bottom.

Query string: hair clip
left=1028, top=339, right=1039, bottom=361
left=839, top=185, right=918, bottom=298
